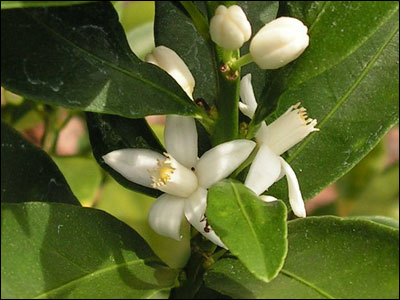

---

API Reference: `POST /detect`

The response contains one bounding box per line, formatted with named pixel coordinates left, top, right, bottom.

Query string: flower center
left=149, top=155, right=175, bottom=187
left=148, top=153, right=198, bottom=198
left=159, top=167, right=174, bottom=182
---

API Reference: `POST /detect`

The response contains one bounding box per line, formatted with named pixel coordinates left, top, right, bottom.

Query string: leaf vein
left=33, top=257, right=160, bottom=299
left=229, top=182, right=267, bottom=276
left=287, top=24, right=399, bottom=164
left=280, top=269, right=335, bottom=299
left=22, top=8, right=194, bottom=112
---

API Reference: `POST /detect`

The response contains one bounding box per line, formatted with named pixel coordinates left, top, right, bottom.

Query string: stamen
left=263, top=102, right=319, bottom=155
left=289, top=102, right=318, bottom=128
left=148, top=153, right=176, bottom=188
left=292, top=102, right=301, bottom=109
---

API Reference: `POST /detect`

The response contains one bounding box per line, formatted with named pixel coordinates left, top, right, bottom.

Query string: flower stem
left=229, top=53, right=253, bottom=70
left=223, top=48, right=233, bottom=63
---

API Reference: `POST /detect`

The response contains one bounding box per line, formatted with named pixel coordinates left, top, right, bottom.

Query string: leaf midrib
left=289, top=3, right=399, bottom=91
left=33, top=257, right=162, bottom=299
left=21, top=7, right=195, bottom=112
left=287, top=23, right=399, bottom=164
left=229, top=182, right=268, bottom=277
left=308, top=1, right=332, bottom=33
left=280, top=269, right=334, bottom=299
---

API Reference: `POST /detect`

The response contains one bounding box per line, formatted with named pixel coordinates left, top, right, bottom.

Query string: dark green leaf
left=1, top=202, right=178, bottom=299
left=86, top=112, right=164, bottom=197
left=154, top=1, right=217, bottom=105
left=95, top=179, right=191, bottom=269
left=1, top=2, right=200, bottom=118
left=285, top=1, right=329, bottom=26
left=205, top=216, right=399, bottom=299
left=263, top=3, right=399, bottom=201
left=255, top=1, right=399, bottom=122
left=207, top=180, right=287, bottom=282
left=1, top=1, right=94, bottom=9
left=1, top=121, right=79, bottom=206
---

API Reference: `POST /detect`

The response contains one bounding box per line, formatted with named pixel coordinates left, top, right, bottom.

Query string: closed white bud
left=250, top=17, right=309, bottom=69
left=145, top=46, right=195, bottom=99
left=210, top=5, right=251, bottom=50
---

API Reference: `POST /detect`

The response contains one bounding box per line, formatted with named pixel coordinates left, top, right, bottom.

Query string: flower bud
left=145, top=46, right=195, bottom=99
left=249, top=17, right=309, bottom=69
left=209, top=5, right=251, bottom=50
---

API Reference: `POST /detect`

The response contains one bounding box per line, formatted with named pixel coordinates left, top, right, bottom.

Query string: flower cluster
left=103, top=5, right=318, bottom=248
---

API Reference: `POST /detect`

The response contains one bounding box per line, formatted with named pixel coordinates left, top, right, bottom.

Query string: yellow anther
left=160, top=167, right=174, bottom=180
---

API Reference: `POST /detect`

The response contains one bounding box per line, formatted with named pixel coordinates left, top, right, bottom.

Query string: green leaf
left=264, top=2, right=399, bottom=201
left=255, top=1, right=399, bottom=122
left=348, top=216, right=399, bottom=230
left=207, top=180, right=287, bottom=282
left=204, top=216, right=399, bottom=299
left=86, top=112, right=164, bottom=197
left=52, top=156, right=102, bottom=207
left=1, top=202, right=178, bottom=299
left=1, top=2, right=201, bottom=118
left=1, top=1, right=94, bottom=9
left=1, top=121, right=79, bottom=206
left=154, top=1, right=216, bottom=105
left=95, top=179, right=191, bottom=269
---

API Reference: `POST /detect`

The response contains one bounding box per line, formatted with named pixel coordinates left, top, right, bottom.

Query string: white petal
left=148, top=154, right=198, bottom=198
left=259, top=195, right=278, bottom=202
left=102, top=149, right=164, bottom=187
left=239, top=102, right=253, bottom=119
left=239, top=74, right=258, bottom=118
left=184, top=188, right=227, bottom=248
left=145, top=46, right=195, bottom=99
left=255, top=121, right=268, bottom=144
left=279, top=157, right=306, bottom=218
left=148, top=193, right=185, bottom=241
left=245, top=144, right=281, bottom=195
left=196, top=139, right=256, bottom=188
left=264, top=103, right=319, bottom=155
left=164, top=115, right=198, bottom=169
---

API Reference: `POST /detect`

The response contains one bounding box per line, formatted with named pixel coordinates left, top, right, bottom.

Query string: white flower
left=145, top=46, right=195, bottom=99
left=210, top=5, right=252, bottom=50
left=250, top=17, right=309, bottom=69
left=103, top=115, right=256, bottom=247
left=240, top=74, right=318, bottom=217
left=136, top=46, right=254, bottom=247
